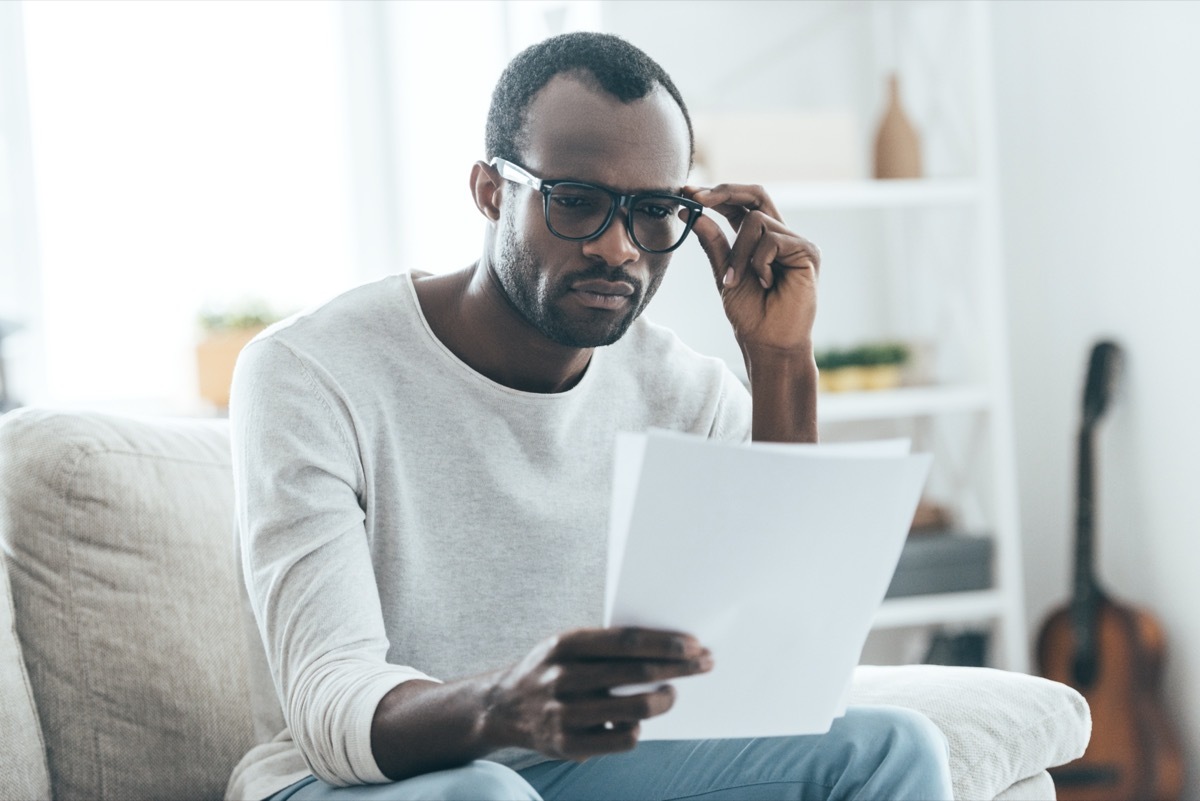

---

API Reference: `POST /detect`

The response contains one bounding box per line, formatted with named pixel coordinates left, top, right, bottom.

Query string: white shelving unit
left=617, top=0, right=1028, bottom=671
left=872, top=589, right=1005, bottom=630
left=775, top=2, right=1028, bottom=671
left=818, top=385, right=992, bottom=423
left=768, top=179, right=979, bottom=210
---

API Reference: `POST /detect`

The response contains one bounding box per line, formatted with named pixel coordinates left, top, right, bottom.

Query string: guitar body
left=1037, top=595, right=1184, bottom=801
left=1036, top=341, right=1185, bottom=801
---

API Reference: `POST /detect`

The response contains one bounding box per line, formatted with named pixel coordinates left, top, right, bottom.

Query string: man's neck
left=412, top=264, right=593, bottom=394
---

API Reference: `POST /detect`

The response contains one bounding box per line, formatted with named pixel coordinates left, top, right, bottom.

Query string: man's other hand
left=482, top=627, right=713, bottom=760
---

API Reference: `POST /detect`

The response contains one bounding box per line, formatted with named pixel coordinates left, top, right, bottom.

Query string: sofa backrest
left=0, top=408, right=256, bottom=801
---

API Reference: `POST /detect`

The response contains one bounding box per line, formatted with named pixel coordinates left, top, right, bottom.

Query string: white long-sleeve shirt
left=225, top=272, right=751, bottom=799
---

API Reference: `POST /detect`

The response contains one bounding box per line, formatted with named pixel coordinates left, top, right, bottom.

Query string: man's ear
left=470, top=160, right=503, bottom=222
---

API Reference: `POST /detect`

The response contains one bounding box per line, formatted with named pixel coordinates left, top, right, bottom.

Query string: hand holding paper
left=481, top=625, right=713, bottom=760
left=604, top=431, right=930, bottom=740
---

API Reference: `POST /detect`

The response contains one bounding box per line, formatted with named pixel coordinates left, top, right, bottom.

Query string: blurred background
left=1, top=0, right=1197, bottom=794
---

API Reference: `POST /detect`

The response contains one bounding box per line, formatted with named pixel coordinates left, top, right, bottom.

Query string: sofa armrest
left=850, top=664, right=1090, bottom=801
left=0, top=408, right=253, bottom=801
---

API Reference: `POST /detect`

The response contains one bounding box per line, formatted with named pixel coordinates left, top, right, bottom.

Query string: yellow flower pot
left=819, top=364, right=903, bottom=393
left=861, top=364, right=903, bottom=391
left=824, top=366, right=867, bottom=392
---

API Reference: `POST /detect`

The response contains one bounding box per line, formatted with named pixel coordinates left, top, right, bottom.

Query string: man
left=229, top=32, right=953, bottom=801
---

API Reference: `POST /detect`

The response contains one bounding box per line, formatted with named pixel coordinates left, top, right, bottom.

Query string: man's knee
left=419, top=761, right=541, bottom=801
left=845, top=706, right=952, bottom=799
left=874, top=706, right=949, bottom=761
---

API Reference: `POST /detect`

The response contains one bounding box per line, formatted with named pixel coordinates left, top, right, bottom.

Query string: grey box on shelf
left=885, top=531, right=993, bottom=599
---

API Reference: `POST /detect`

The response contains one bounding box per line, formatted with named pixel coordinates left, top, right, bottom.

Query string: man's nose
left=580, top=209, right=640, bottom=267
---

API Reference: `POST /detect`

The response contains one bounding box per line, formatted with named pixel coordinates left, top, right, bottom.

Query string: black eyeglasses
left=490, top=158, right=703, bottom=254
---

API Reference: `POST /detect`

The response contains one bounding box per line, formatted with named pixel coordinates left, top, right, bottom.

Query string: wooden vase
left=873, top=73, right=922, bottom=179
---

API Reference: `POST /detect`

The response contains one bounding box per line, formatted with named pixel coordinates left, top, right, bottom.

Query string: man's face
left=490, top=74, right=692, bottom=348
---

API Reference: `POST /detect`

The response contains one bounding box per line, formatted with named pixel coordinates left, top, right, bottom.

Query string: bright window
left=18, top=0, right=601, bottom=412
left=22, top=0, right=354, bottom=411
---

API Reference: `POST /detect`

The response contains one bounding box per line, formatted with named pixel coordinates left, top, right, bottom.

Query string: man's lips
left=569, top=279, right=636, bottom=311
left=571, top=279, right=635, bottom=297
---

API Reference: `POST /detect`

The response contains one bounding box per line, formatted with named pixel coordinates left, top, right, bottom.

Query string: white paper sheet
left=604, top=430, right=931, bottom=740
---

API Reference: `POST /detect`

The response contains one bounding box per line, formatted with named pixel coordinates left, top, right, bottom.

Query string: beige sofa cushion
left=0, top=539, right=52, bottom=801
left=0, top=409, right=255, bottom=801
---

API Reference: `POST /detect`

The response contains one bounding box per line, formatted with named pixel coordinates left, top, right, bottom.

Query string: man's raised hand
left=684, top=183, right=820, bottom=357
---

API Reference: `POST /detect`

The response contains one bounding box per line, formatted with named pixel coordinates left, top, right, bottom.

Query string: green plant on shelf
left=197, top=300, right=285, bottom=333
left=817, top=341, right=910, bottom=392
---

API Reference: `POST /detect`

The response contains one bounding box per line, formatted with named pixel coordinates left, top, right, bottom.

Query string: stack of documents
left=604, top=430, right=931, bottom=740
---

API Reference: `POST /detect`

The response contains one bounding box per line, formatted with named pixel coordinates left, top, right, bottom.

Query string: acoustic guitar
left=1037, top=340, right=1184, bottom=801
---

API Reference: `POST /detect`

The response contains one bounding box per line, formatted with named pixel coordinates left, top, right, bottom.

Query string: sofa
left=0, top=408, right=1091, bottom=801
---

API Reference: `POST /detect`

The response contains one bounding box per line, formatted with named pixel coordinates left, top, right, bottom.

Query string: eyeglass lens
left=546, top=183, right=689, bottom=252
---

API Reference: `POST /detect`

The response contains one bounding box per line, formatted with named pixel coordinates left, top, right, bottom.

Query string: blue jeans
left=268, top=706, right=953, bottom=801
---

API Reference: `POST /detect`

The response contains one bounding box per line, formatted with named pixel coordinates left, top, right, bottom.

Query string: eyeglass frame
left=489, top=157, right=704, bottom=254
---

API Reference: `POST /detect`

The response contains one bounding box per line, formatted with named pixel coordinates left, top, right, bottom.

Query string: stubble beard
left=493, top=218, right=667, bottom=348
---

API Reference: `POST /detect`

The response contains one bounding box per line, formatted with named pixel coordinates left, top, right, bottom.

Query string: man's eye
left=553, top=194, right=595, bottom=208
left=636, top=203, right=674, bottom=220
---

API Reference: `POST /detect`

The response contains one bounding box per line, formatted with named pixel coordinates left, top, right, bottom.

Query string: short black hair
left=485, top=32, right=694, bottom=168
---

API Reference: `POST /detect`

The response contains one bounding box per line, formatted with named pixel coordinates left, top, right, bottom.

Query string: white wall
left=993, top=0, right=1200, bottom=792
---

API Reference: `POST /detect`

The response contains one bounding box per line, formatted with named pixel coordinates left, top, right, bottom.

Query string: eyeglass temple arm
left=490, top=158, right=542, bottom=191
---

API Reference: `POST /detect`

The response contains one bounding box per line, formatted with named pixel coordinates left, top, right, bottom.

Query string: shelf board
left=872, top=589, right=1004, bottom=630
left=765, top=179, right=979, bottom=209
left=819, top=384, right=991, bottom=423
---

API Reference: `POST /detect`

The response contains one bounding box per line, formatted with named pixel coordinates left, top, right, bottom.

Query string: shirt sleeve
left=709, top=363, right=753, bottom=443
left=230, top=334, right=437, bottom=787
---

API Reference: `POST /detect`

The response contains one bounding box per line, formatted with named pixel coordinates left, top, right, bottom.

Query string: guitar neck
left=1068, top=341, right=1120, bottom=685
left=1073, top=425, right=1099, bottom=610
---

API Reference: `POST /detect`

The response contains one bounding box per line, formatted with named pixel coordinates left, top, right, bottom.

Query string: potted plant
left=853, top=342, right=910, bottom=390
left=195, top=301, right=283, bottom=409
left=816, top=347, right=858, bottom=393
left=817, top=341, right=910, bottom=392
